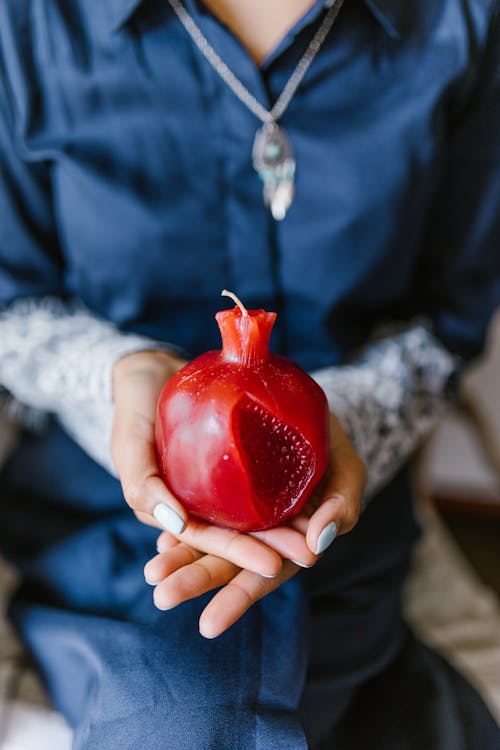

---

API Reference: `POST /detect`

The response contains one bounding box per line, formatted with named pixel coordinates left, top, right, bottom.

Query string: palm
left=143, top=486, right=353, bottom=639
left=145, top=529, right=301, bottom=639
left=112, top=351, right=365, bottom=638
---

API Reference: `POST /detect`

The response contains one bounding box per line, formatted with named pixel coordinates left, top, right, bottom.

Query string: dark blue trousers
left=0, top=423, right=498, bottom=749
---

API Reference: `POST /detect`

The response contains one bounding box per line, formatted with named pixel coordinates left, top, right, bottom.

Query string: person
left=0, top=0, right=499, bottom=747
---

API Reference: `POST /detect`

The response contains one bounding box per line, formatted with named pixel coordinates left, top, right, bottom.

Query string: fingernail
left=199, top=625, right=218, bottom=640
left=153, top=503, right=185, bottom=535
left=291, top=560, right=313, bottom=569
left=315, top=522, right=337, bottom=555
left=260, top=572, right=280, bottom=579
left=145, top=575, right=161, bottom=586
left=153, top=593, right=175, bottom=611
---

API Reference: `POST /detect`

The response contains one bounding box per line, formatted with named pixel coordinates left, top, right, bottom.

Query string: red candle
left=155, top=291, right=329, bottom=532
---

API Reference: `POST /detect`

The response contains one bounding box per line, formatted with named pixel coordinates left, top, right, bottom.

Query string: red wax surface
left=155, top=300, right=329, bottom=532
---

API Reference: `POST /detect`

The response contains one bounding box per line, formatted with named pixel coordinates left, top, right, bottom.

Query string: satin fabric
left=0, top=0, right=499, bottom=365
left=0, top=0, right=499, bottom=746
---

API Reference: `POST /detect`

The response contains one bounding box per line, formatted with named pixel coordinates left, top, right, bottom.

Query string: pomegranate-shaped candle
left=155, top=291, right=329, bottom=532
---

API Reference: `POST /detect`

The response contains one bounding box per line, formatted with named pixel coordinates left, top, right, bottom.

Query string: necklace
left=167, top=0, right=345, bottom=220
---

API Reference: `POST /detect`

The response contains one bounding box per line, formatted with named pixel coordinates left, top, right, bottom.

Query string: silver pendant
left=252, top=122, right=296, bottom=221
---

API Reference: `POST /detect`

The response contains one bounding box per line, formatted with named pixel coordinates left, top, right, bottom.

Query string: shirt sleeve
left=408, top=0, right=500, bottom=361
left=0, top=50, right=66, bottom=307
left=313, top=4, right=500, bottom=505
left=311, top=324, right=459, bottom=506
left=0, top=52, right=468, bottom=497
left=0, top=293, right=457, bottom=496
left=0, top=52, right=173, bottom=475
left=0, top=48, right=480, bottom=494
left=0, top=298, right=177, bottom=474
left=0, top=5, right=497, bottom=496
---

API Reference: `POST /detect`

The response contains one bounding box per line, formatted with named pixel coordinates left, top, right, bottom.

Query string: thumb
left=112, top=356, right=189, bottom=535
left=306, top=415, right=366, bottom=555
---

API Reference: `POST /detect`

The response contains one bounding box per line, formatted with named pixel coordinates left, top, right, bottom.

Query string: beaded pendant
left=252, top=122, right=296, bottom=220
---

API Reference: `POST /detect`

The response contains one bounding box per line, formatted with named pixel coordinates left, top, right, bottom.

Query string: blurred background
left=0, top=312, right=499, bottom=749
left=420, top=310, right=500, bottom=597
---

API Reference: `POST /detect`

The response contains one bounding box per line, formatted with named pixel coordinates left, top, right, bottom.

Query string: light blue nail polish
left=153, top=503, right=185, bottom=535
left=315, top=522, right=337, bottom=555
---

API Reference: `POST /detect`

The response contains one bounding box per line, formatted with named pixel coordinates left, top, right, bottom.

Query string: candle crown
left=216, top=305, right=276, bottom=366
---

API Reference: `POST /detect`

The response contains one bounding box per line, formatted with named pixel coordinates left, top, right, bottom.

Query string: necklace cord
left=167, top=0, right=345, bottom=220
left=167, top=0, right=345, bottom=125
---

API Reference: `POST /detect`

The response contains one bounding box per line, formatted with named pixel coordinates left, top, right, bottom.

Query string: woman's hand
left=111, top=351, right=366, bottom=634
left=143, top=413, right=367, bottom=638
left=112, top=350, right=290, bottom=577
left=112, top=348, right=187, bottom=528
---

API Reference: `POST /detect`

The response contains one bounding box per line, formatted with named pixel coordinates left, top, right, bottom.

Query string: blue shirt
left=0, top=0, right=499, bottom=368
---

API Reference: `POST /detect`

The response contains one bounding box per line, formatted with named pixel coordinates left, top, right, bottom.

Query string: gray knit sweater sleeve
left=310, top=325, right=459, bottom=503
left=0, top=298, right=173, bottom=474
left=0, top=298, right=458, bottom=499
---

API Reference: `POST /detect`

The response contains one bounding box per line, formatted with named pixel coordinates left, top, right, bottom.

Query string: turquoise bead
left=264, top=141, right=282, bottom=160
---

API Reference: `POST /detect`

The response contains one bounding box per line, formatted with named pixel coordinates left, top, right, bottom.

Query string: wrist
left=113, top=349, right=186, bottom=395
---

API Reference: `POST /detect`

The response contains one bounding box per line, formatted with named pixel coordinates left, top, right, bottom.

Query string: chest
left=199, top=0, right=317, bottom=64
left=22, top=1, right=461, bottom=361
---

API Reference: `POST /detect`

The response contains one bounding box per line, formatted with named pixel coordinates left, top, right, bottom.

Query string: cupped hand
left=111, top=351, right=366, bottom=635
left=111, top=350, right=286, bottom=577
left=143, top=412, right=367, bottom=638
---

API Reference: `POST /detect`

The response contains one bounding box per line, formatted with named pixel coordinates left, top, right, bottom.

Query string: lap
left=0, top=422, right=419, bottom=748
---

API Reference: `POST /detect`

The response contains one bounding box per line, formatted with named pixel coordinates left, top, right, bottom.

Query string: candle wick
left=221, top=289, right=249, bottom=317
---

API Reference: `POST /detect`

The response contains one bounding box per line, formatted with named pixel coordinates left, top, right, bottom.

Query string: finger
left=156, top=531, right=180, bottom=554
left=134, top=510, right=161, bottom=529
left=177, top=518, right=282, bottom=578
left=153, top=555, right=239, bottom=611
left=115, top=405, right=281, bottom=578
left=112, top=408, right=188, bottom=534
left=306, top=416, right=366, bottom=555
left=250, top=526, right=316, bottom=568
left=327, top=414, right=367, bottom=507
left=305, top=495, right=344, bottom=555
left=288, top=514, right=309, bottom=535
left=144, top=545, right=203, bottom=585
left=199, top=561, right=298, bottom=639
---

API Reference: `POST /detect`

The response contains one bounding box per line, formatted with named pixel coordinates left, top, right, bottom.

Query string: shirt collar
left=108, top=0, right=406, bottom=39
left=107, top=0, right=142, bottom=32
left=363, top=0, right=406, bottom=39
